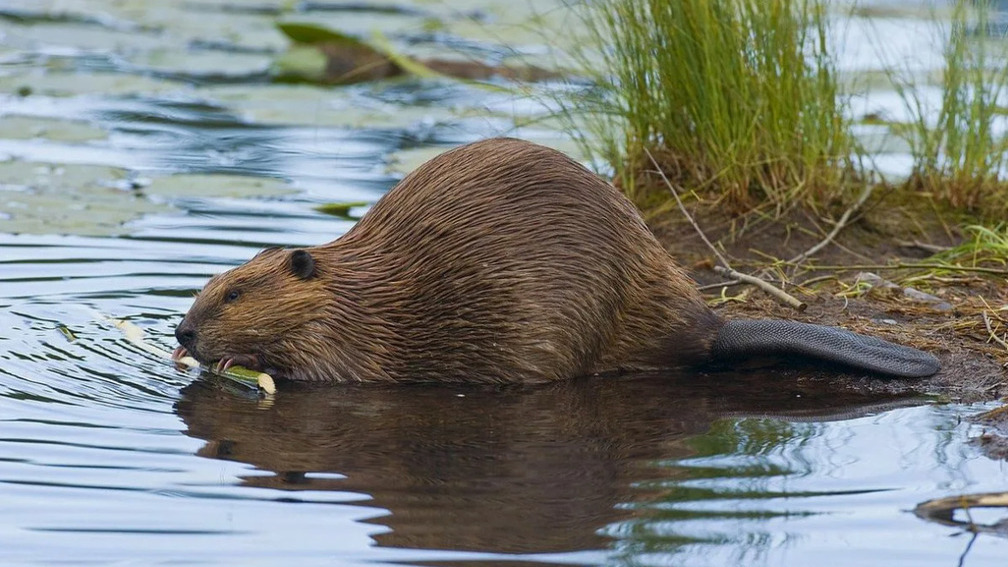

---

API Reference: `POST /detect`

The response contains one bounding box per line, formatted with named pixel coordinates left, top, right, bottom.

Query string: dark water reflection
left=176, top=372, right=923, bottom=558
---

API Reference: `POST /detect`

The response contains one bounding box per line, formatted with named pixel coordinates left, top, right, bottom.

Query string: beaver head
left=175, top=247, right=334, bottom=377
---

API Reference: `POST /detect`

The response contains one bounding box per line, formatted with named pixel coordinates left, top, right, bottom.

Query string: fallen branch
left=644, top=149, right=807, bottom=311
left=787, top=182, right=873, bottom=266
left=644, top=148, right=732, bottom=270
left=896, top=239, right=952, bottom=254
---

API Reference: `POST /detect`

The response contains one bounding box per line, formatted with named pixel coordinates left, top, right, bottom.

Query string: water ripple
left=1, top=2, right=1007, bottom=565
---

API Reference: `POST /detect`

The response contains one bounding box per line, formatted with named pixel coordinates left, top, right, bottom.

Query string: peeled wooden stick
left=112, top=319, right=276, bottom=394
left=914, top=491, right=1008, bottom=533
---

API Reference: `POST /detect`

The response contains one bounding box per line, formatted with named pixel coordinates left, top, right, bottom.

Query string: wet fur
left=177, top=138, right=721, bottom=383
left=177, top=138, right=941, bottom=383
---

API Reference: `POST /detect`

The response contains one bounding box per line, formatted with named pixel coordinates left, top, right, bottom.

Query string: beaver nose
left=175, top=321, right=197, bottom=350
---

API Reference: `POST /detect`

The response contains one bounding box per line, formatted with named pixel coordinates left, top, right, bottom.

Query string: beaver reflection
left=175, top=372, right=919, bottom=555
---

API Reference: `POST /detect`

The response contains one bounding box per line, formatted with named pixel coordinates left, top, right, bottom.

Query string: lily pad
left=272, top=22, right=404, bottom=85
left=271, top=44, right=330, bottom=83
left=0, top=163, right=296, bottom=236
left=0, top=115, right=106, bottom=143
left=314, top=201, right=369, bottom=219
left=0, top=70, right=186, bottom=97
left=136, top=48, right=273, bottom=80
left=197, top=82, right=464, bottom=128
left=277, top=21, right=370, bottom=47
left=144, top=173, right=295, bottom=198
left=0, top=20, right=167, bottom=53
left=0, top=160, right=169, bottom=236
left=384, top=145, right=450, bottom=176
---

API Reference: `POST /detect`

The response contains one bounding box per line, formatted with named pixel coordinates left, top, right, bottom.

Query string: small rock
left=855, top=272, right=953, bottom=311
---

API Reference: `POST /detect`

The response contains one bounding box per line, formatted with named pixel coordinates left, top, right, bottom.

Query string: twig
left=795, top=274, right=839, bottom=288
left=982, top=311, right=1008, bottom=351
left=644, top=148, right=732, bottom=270
left=111, top=318, right=276, bottom=395
left=697, top=279, right=741, bottom=291
left=644, top=149, right=807, bottom=311
left=787, top=182, right=874, bottom=266
left=793, top=262, right=1008, bottom=276
left=958, top=532, right=979, bottom=567
left=714, top=266, right=807, bottom=311
left=897, top=239, right=952, bottom=254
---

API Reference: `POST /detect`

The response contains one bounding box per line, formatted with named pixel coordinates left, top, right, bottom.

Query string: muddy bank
left=708, top=290, right=1006, bottom=401
left=650, top=204, right=1008, bottom=403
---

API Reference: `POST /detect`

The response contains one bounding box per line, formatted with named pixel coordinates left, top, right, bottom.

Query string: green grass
left=558, top=0, right=1008, bottom=231
left=561, top=0, right=855, bottom=216
left=885, top=1, right=1008, bottom=216
left=933, top=224, right=1008, bottom=267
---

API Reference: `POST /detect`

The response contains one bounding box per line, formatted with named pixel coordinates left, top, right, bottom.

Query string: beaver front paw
left=214, top=354, right=263, bottom=373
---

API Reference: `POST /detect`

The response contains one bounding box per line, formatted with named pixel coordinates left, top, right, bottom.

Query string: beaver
left=174, top=137, right=940, bottom=383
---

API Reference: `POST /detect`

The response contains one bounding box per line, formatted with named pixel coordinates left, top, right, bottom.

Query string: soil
left=646, top=188, right=1008, bottom=459
left=973, top=405, right=1008, bottom=460
left=647, top=195, right=1008, bottom=403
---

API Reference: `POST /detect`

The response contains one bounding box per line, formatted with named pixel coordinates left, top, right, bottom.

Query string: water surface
left=1, top=1, right=1006, bottom=565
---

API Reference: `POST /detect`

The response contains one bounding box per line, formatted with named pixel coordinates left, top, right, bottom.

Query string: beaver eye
left=225, top=289, right=240, bottom=303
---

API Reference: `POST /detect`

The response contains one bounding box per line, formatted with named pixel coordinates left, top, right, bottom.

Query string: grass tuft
left=561, top=0, right=855, bottom=216
left=887, top=1, right=1008, bottom=216
left=555, top=0, right=1008, bottom=234
left=933, top=224, right=1008, bottom=267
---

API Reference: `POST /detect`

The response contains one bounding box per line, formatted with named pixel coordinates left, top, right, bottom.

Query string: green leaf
left=369, top=31, right=445, bottom=80
left=314, top=201, right=369, bottom=219
left=276, top=21, right=371, bottom=48
left=271, top=45, right=329, bottom=83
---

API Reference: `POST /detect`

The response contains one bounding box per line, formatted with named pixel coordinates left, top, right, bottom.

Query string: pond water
left=1, top=1, right=1006, bottom=565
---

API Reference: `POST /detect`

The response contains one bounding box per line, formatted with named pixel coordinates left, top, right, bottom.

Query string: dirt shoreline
left=650, top=205, right=1008, bottom=403
left=708, top=289, right=1006, bottom=401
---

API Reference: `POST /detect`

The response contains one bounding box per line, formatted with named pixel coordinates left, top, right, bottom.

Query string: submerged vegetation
left=563, top=0, right=1008, bottom=222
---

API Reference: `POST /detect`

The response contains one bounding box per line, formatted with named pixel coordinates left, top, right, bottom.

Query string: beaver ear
left=289, top=249, right=316, bottom=280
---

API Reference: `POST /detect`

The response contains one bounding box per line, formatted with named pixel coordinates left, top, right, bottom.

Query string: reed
left=562, top=0, right=854, bottom=216
left=886, top=1, right=1008, bottom=216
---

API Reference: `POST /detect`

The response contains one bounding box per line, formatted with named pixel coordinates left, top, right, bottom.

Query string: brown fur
left=176, top=138, right=722, bottom=383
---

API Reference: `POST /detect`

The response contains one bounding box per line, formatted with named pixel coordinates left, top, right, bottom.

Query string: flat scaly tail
left=710, top=319, right=940, bottom=378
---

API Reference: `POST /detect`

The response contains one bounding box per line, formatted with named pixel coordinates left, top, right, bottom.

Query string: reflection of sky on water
left=0, top=1, right=1006, bottom=565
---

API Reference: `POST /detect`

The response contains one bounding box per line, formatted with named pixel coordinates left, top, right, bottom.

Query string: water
left=1, top=1, right=1006, bottom=565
